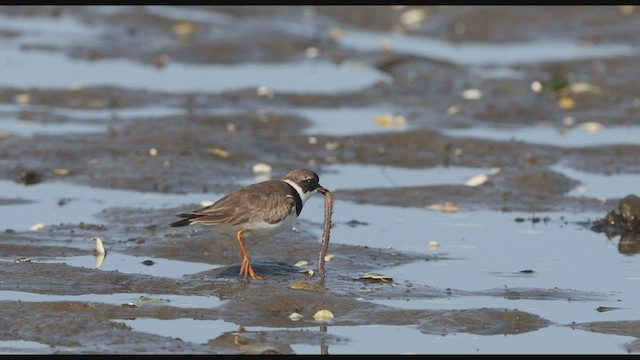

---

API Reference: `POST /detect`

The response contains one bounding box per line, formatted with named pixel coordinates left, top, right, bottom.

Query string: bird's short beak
left=317, top=186, right=328, bottom=195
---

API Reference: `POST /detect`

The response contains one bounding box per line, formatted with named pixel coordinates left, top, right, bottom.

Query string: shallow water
left=337, top=27, right=637, bottom=66
left=3, top=172, right=640, bottom=353
left=443, top=125, right=640, bottom=147
left=0, top=48, right=388, bottom=94
left=0, top=340, right=51, bottom=354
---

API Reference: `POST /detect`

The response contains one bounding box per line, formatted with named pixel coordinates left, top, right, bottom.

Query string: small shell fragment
left=16, top=257, right=31, bottom=263
left=52, top=168, right=71, bottom=176
left=294, top=260, right=309, bottom=267
left=428, top=241, right=440, bottom=250
left=326, top=27, right=345, bottom=41
left=324, top=141, right=339, bottom=151
left=207, top=147, right=230, bottom=158
left=465, top=174, right=489, bottom=187
left=530, top=81, right=543, bottom=92
left=135, top=297, right=167, bottom=306
left=375, top=113, right=406, bottom=129
left=427, top=202, right=461, bottom=213
left=256, top=86, right=275, bottom=98
left=557, top=96, right=575, bottom=110
left=324, top=254, right=335, bottom=262
left=289, top=312, right=303, bottom=321
left=313, top=309, right=335, bottom=322
left=577, top=121, right=603, bottom=133
left=563, top=116, right=576, bottom=127
left=400, top=8, right=427, bottom=26
left=173, top=22, right=195, bottom=37
left=305, top=46, right=319, bottom=58
left=15, top=93, right=31, bottom=104
left=252, top=163, right=272, bottom=174
left=90, top=236, right=106, bottom=255
left=29, top=223, right=45, bottom=231
left=568, top=82, right=602, bottom=95
left=360, top=272, right=393, bottom=283
left=299, top=268, right=314, bottom=276
left=461, top=88, right=482, bottom=100
left=289, top=281, right=328, bottom=293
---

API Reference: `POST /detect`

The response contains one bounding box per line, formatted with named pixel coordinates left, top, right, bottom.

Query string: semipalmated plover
left=170, top=168, right=328, bottom=280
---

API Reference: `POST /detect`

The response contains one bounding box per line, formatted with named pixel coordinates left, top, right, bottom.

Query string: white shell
left=313, top=309, right=334, bottom=322
left=289, top=312, right=303, bottom=321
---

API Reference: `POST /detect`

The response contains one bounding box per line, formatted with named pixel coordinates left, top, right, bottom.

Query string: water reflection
left=213, top=324, right=331, bottom=355
left=319, top=325, right=329, bottom=355
left=95, top=252, right=106, bottom=269
left=618, top=233, right=640, bottom=256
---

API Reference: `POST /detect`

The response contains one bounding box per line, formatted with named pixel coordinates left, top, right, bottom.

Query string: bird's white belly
left=245, top=211, right=298, bottom=238
left=206, top=210, right=298, bottom=239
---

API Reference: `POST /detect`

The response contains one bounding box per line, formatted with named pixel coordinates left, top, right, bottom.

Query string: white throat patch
left=283, top=179, right=316, bottom=204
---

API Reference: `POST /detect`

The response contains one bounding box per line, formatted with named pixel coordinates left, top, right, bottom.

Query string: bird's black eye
left=301, top=178, right=318, bottom=192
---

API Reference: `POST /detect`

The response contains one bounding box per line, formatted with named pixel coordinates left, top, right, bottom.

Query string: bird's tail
left=170, top=213, right=203, bottom=227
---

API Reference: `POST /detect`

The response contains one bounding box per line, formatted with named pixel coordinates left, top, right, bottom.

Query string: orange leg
left=236, top=228, right=265, bottom=280
left=234, top=324, right=245, bottom=346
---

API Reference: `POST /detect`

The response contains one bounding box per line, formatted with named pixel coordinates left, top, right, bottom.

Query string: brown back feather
left=187, top=180, right=299, bottom=226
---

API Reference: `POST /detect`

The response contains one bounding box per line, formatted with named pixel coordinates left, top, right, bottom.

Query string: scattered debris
left=359, top=272, right=393, bottom=283
left=289, top=281, right=328, bottom=294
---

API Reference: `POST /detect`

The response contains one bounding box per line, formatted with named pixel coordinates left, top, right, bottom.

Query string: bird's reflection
left=207, top=324, right=331, bottom=354
left=207, top=324, right=294, bottom=354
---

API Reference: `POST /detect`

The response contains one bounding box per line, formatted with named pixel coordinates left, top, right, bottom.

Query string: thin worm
left=317, top=190, right=333, bottom=281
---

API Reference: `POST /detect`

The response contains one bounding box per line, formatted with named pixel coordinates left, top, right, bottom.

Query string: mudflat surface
left=0, top=6, right=639, bottom=354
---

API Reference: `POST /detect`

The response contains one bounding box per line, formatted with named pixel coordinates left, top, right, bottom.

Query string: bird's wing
left=188, top=181, right=297, bottom=226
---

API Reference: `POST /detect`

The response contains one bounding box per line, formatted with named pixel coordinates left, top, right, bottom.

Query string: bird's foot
left=240, top=257, right=265, bottom=280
